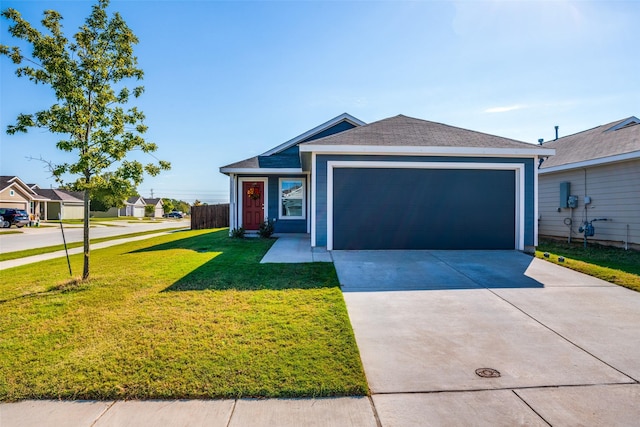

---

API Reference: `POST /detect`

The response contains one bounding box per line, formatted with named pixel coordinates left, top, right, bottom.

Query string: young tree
left=1, top=0, right=169, bottom=280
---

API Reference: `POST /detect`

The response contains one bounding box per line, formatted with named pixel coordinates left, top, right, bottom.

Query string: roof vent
left=554, top=126, right=559, bottom=141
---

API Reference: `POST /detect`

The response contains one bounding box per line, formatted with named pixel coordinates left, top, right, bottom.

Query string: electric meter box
left=567, top=195, right=578, bottom=208
left=560, top=182, right=571, bottom=208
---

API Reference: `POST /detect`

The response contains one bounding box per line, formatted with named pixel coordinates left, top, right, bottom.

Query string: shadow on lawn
left=130, top=229, right=339, bottom=292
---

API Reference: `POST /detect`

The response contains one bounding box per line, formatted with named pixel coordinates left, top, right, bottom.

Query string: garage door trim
left=326, top=161, right=525, bottom=251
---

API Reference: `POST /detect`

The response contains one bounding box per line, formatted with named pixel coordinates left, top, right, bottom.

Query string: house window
left=279, top=178, right=305, bottom=219
left=9, top=190, right=14, bottom=196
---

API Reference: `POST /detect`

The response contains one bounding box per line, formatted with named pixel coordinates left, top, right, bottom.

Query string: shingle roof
left=300, top=115, right=539, bottom=149
left=145, top=198, right=162, bottom=206
left=0, top=176, right=15, bottom=191
left=221, top=156, right=259, bottom=170
left=126, top=196, right=145, bottom=204
left=32, top=188, right=84, bottom=202
left=0, top=175, right=47, bottom=199
left=540, top=117, right=640, bottom=169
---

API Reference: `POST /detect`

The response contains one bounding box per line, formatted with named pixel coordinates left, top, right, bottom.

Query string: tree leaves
left=1, top=0, right=171, bottom=279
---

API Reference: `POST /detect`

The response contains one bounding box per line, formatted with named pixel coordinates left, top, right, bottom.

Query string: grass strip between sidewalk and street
left=0, top=227, right=187, bottom=262
left=536, top=239, right=640, bottom=292
left=0, top=229, right=368, bottom=401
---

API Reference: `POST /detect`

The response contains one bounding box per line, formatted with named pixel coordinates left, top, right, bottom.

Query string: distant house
left=0, top=176, right=49, bottom=218
left=119, top=195, right=146, bottom=218
left=221, top=113, right=553, bottom=252
left=145, top=198, right=164, bottom=218
left=31, top=187, right=85, bottom=220
left=538, top=116, right=640, bottom=249
left=91, top=195, right=149, bottom=218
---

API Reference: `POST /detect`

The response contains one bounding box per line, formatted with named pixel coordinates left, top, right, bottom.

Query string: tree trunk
left=82, top=188, right=90, bottom=280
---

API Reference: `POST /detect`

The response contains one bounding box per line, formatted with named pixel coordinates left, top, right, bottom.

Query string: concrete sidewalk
left=260, top=233, right=332, bottom=263
left=0, top=231, right=180, bottom=270
left=0, top=397, right=378, bottom=427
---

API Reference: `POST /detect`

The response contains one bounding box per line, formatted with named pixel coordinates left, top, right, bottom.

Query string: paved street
left=0, top=219, right=189, bottom=254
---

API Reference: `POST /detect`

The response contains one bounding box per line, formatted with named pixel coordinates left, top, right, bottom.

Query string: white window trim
left=326, top=161, right=526, bottom=251
left=278, top=177, right=306, bottom=220
left=237, top=177, right=269, bottom=229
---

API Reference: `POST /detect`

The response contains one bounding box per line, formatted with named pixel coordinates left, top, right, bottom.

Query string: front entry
left=242, top=181, right=264, bottom=230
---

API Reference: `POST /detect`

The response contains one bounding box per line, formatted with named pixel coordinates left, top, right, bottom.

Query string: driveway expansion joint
left=89, top=400, right=116, bottom=427
left=486, top=287, right=639, bottom=383
left=512, top=390, right=552, bottom=427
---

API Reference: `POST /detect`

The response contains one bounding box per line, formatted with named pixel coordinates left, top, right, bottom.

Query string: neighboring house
left=0, top=175, right=48, bottom=218
left=538, top=116, right=640, bottom=250
left=221, top=113, right=553, bottom=253
left=145, top=198, right=164, bottom=218
left=31, top=187, right=85, bottom=220
left=91, top=195, right=148, bottom=218
left=119, top=195, right=146, bottom=218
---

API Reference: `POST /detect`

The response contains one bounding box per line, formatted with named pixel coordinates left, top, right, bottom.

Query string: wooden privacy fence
left=191, top=204, right=229, bottom=230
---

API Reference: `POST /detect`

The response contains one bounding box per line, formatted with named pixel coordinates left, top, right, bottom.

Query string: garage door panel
left=333, top=168, right=515, bottom=250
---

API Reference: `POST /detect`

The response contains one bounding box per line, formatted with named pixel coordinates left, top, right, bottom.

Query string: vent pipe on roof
left=554, top=125, right=559, bottom=140
left=538, top=138, right=544, bottom=145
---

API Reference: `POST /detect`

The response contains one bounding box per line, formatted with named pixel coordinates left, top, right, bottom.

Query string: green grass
left=0, top=229, right=367, bottom=401
left=0, top=230, right=23, bottom=235
left=536, top=239, right=640, bottom=292
left=0, top=228, right=187, bottom=262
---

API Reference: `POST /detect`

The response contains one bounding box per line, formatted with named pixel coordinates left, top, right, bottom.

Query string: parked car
left=163, top=211, right=183, bottom=219
left=0, top=208, right=30, bottom=228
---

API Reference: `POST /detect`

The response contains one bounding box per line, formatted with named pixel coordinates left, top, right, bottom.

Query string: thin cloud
left=484, top=105, right=527, bottom=113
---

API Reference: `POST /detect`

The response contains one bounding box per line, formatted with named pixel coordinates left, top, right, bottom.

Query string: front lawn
left=536, top=239, right=640, bottom=292
left=0, top=229, right=367, bottom=400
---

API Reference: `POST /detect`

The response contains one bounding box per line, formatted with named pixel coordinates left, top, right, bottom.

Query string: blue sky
left=1, top=0, right=638, bottom=204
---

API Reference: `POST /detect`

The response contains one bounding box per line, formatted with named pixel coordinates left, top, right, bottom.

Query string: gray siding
left=538, top=159, right=640, bottom=247
left=314, top=155, right=536, bottom=248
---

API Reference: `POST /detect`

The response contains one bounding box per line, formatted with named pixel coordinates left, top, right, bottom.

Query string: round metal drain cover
left=475, top=368, right=501, bottom=378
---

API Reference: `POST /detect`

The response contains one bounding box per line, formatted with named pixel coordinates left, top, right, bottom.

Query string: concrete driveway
left=334, top=250, right=640, bottom=426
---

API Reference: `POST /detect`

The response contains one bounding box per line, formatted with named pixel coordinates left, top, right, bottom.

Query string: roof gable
left=0, top=175, right=38, bottom=195
left=260, top=113, right=365, bottom=156
left=605, top=116, right=640, bottom=132
left=126, top=195, right=146, bottom=205
left=220, top=113, right=365, bottom=173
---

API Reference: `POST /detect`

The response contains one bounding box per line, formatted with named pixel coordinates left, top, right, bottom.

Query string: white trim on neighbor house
left=534, top=155, right=539, bottom=247
left=605, top=116, right=640, bottom=132
left=324, top=161, right=526, bottom=251
left=261, top=113, right=366, bottom=157
left=299, top=144, right=555, bottom=158
left=539, top=151, right=640, bottom=174
left=237, top=177, right=269, bottom=230
left=278, top=177, right=306, bottom=220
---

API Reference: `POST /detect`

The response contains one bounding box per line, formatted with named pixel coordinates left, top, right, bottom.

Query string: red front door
left=242, top=181, right=264, bottom=230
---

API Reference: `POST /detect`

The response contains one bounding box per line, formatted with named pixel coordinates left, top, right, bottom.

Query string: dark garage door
left=333, top=168, right=516, bottom=250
